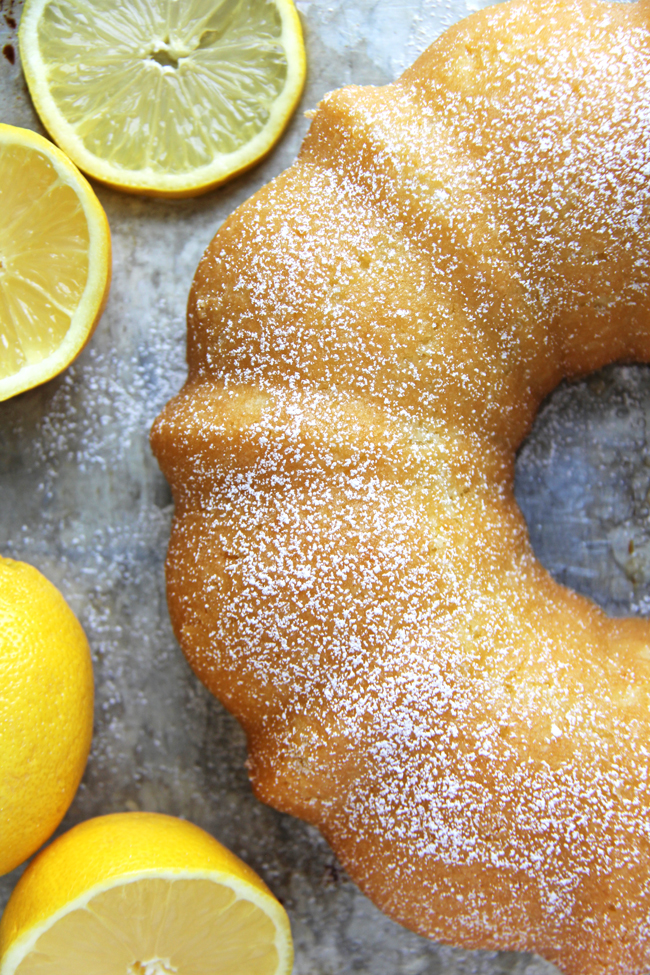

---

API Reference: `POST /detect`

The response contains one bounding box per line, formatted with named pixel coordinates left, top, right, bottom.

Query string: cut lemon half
left=18, top=0, right=306, bottom=198
left=0, top=124, right=111, bottom=402
left=0, top=812, right=293, bottom=975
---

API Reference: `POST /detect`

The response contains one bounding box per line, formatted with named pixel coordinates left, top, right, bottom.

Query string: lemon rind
left=0, top=123, right=111, bottom=402
left=0, top=868, right=294, bottom=975
left=18, top=0, right=307, bottom=198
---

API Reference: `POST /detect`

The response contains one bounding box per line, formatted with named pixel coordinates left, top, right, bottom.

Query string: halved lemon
left=0, top=124, right=111, bottom=402
left=0, top=812, right=293, bottom=975
left=18, top=0, right=306, bottom=198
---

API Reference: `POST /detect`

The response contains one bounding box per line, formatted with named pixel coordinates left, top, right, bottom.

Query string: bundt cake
left=151, top=1, right=650, bottom=972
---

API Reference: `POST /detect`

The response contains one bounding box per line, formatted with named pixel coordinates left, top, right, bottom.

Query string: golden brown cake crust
left=151, top=2, right=650, bottom=972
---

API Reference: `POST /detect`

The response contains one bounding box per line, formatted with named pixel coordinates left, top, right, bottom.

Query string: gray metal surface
left=0, top=0, right=644, bottom=972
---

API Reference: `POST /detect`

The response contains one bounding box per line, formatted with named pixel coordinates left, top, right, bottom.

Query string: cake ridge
left=152, top=1, right=650, bottom=971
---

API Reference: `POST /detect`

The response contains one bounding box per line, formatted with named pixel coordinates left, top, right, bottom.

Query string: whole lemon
left=0, top=557, right=93, bottom=875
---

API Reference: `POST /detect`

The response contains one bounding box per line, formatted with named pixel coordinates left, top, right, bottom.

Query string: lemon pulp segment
left=0, top=144, right=88, bottom=378
left=19, top=0, right=306, bottom=195
left=0, top=125, right=110, bottom=401
left=7, top=875, right=283, bottom=975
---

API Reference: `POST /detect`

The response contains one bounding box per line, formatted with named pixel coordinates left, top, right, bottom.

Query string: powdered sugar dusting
left=152, top=2, right=650, bottom=973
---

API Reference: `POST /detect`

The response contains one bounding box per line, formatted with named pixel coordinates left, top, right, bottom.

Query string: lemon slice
left=0, top=124, right=111, bottom=402
left=18, top=0, right=306, bottom=198
left=0, top=812, right=293, bottom=975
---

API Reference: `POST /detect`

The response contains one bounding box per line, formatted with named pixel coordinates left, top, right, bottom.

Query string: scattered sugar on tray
left=1, top=304, right=190, bottom=820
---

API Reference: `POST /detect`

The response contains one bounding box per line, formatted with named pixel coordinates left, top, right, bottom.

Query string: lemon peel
left=0, top=123, right=111, bottom=401
left=0, top=813, right=293, bottom=975
left=0, top=556, right=94, bottom=876
left=19, top=0, right=306, bottom=197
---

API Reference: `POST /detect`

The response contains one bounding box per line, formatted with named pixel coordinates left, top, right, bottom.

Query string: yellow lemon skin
left=0, top=124, right=111, bottom=401
left=0, top=812, right=294, bottom=975
left=0, top=557, right=94, bottom=876
left=18, top=0, right=306, bottom=198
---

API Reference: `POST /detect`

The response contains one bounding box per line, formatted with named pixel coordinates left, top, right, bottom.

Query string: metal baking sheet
left=0, top=1, right=643, bottom=972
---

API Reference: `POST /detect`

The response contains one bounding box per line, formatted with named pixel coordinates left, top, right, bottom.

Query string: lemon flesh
left=9, top=875, right=282, bottom=975
left=0, top=125, right=111, bottom=401
left=19, top=0, right=306, bottom=196
left=0, top=813, right=293, bottom=975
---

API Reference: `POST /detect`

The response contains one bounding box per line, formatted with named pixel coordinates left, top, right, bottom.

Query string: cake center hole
left=514, top=363, right=650, bottom=617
